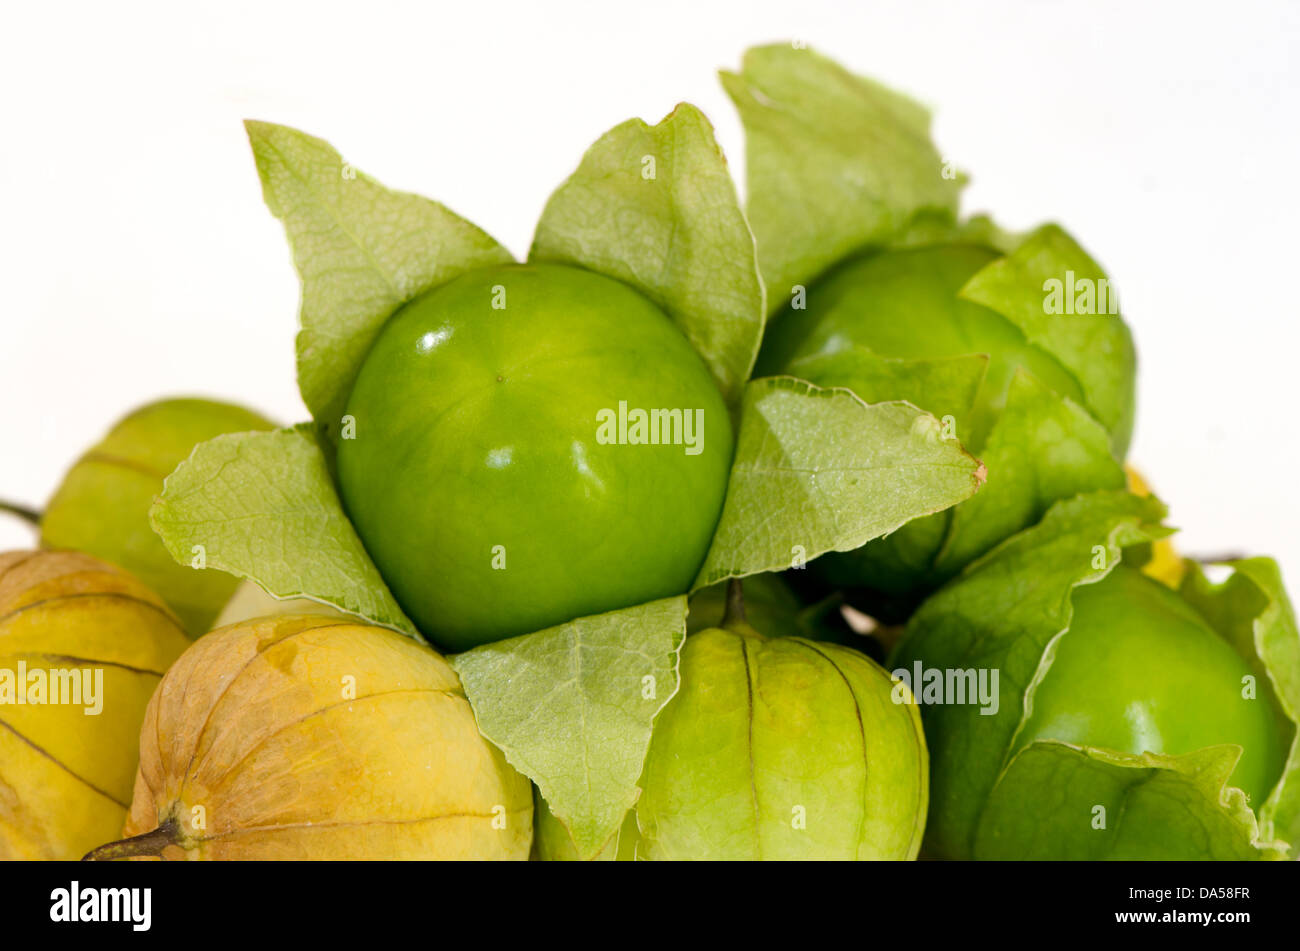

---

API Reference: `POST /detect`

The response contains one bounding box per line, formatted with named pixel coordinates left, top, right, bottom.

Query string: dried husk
left=112, top=615, right=532, bottom=859
left=0, top=550, right=190, bottom=859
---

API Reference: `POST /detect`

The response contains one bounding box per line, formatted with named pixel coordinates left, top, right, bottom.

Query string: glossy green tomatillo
left=758, top=241, right=1130, bottom=620
left=337, top=263, right=734, bottom=650
left=1017, top=566, right=1285, bottom=807
left=892, top=489, right=1295, bottom=860
left=758, top=244, right=1087, bottom=450
left=727, top=46, right=1136, bottom=622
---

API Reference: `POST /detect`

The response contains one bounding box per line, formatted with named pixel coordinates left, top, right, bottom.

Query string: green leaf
left=149, top=425, right=418, bottom=637
left=959, top=224, right=1137, bottom=456
left=246, top=120, right=513, bottom=432
left=532, top=787, right=641, bottom=861
left=801, top=369, right=1124, bottom=615
left=976, top=742, right=1275, bottom=860
left=530, top=104, right=763, bottom=406
left=892, top=489, right=1167, bottom=858
left=1179, top=558, right=1300, bottom=856
left=450, top=597, right=686, bottom=860
left=693, top=376, right=985, bottom=588
left=933, top=369, right=1127, bottom=574
left=722, top=44, right=962, bottom=314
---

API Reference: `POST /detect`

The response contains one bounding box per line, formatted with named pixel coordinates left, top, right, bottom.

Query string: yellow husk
left=0, top=550, right=190, bottom=860
left=119, top=615, right=532, bottom=859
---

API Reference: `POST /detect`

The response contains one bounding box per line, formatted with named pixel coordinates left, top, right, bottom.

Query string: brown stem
left=82, top=818, right=179, bottom=861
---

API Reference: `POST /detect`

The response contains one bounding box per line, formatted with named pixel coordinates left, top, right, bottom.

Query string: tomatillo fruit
left=758, top=244, right=1086, bottom=449
left=89, top=614, right=531, bottom=860
left=534, top=580, right=928, bottom=860
left=638, top=613, right=927, bottom=859
left=1016, top=566, right=1285, bottom=807
left=0, top=550, right=190, bottom=860
left=41, top=397, right=274, bottom=634
left=894, top=489, right=1295, bottom=861
left=337, top=263, right=734, bottom=650
left=756, top=242, right=1120, bottom=620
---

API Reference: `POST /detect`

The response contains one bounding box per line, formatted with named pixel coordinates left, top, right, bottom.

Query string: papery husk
left=0, top=550, right=190, bottom=860
left=108, top=615, right=531, bottom=859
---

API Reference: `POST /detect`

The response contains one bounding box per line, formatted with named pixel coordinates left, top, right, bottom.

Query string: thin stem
left=82, top=818, right=179, bottom=861
left=0, top=500, right=41, bottom=527
left=720, top=577, right=747, bottom=628
left=1191, top=552, right=1248, bottom=565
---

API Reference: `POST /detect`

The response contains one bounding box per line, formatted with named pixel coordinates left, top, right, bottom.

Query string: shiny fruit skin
left=1016, top=566, right=1286, bottom=806
left=757, top=244, right=1093, bottom=617
left=337, top=263, right=733, bottom=650
left=756, top=243, right=1085, bottom=453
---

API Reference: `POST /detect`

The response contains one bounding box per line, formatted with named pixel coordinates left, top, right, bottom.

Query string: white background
left=2, top=0, right=1297, bottom=584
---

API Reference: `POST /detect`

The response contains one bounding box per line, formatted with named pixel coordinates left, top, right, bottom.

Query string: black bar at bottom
left=1, top=859, right=1294, bottom=938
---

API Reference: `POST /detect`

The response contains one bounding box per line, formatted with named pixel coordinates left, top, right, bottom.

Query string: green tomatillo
left=726, top=46, right=1135, bottom=620
left=152, top=110, right=994, bottom=852
left=892, top=490, right=1299, bottom=860
left=336, top=262, right=734, bottom=650
left=1017, top=566, right=1284, bottom=807
left=757, top=243, right=1088, bottom=449
left=534, top=579, right=928, bottom=860
left=756, top=237, right=1133, bottom=620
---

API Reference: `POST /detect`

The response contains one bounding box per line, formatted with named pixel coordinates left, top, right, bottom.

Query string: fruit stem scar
left=82, top=817, right=180, bottom=861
